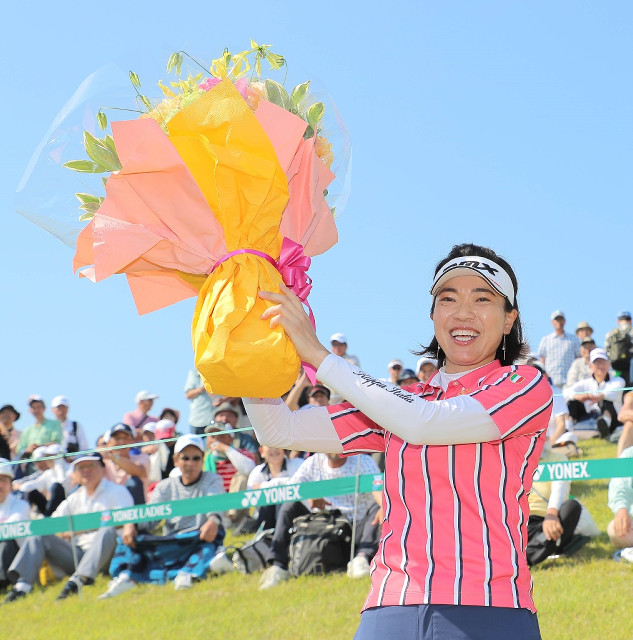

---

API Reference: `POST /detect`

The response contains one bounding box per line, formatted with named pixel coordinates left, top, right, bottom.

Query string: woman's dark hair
left=415, top=243, right=528, bottom=367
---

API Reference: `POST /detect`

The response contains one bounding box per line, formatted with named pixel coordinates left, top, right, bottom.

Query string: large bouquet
left=22, top=43, right=348, bottom=397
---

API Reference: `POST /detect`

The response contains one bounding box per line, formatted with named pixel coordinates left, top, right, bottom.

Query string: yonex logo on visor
left=430, top=255, right=515, bottom=305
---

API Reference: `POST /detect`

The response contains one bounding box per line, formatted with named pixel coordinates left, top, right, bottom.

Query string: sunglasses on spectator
left=180, top=455, right=202, bottom=461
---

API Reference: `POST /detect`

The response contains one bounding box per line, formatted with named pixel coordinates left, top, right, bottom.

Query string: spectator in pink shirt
left=102, top=424, right=149, bottom=504
left=122, top=391, right=160, bottom=435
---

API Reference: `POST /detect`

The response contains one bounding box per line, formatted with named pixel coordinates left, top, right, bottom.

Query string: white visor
left=430, top=255, right=515, bottom=306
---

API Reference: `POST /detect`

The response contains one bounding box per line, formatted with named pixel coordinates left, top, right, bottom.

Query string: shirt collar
left=420, top=360, right=502, bottom=393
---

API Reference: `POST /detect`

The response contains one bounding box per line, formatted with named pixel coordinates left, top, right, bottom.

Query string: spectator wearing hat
left=329, top=333, right=360, bottom=367
left=538, top=311, right=581, bottom=388
left=103, top=424, right=149, bottom=505
left=306, top=384, right=331, bottom=407
left=4, top=452, right=134, bottom=603
left=0, top=459, right=30, bottom=591
left=416, top=357, right=438, bottom=383
left=566, top=337, right=596, bottom=387
left=398, top=369, right=419, bottom=387
left=203, top=420, right=256, bottom=527
left=13, top=444, right=70, bottom=516
left=575, top=321, right=594, bottom=342
left=563, top=348, right=625, bottom=439
left=0, top=405, right=21, bottom=460
left=122, top=391, right=160, bottom=435
left=605, top=311, right=633, bottom=387
left=100, top=435, right=225, bottom=598
left=212, top=402, right=259, bottom=459
left=51, top=396, right=89, bottom=457
left=16, top=396, right=62, bottom=460
left=141, top=419, right=176, bottom=484
left=382, top=359, right=403, bottom=385
left=614, top=392, right=633, bottom=456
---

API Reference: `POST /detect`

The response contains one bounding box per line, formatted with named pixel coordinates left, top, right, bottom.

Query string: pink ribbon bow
left=211, top=237, right=318, bottom=384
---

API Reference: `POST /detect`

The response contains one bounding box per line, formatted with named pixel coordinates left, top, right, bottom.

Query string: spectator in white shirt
left=4, top=453, right=133, bottom=603
left=0, top=459, right=30, bottom=590
left=538, top=310, right=581, bottom=387
left=564, top=349, right=625, bottom=439
left=566, top=337, right=596, bottom=387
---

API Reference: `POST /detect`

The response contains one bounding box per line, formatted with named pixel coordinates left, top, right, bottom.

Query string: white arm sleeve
left=317, top=354, right=501, bottom=445
left=225, top=448, right=256, bottom=475
left=547, top=480, right=570, bottom=511
left=242, top=398, right=343, bottom=453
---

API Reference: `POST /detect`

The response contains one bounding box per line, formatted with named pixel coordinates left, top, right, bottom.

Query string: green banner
left=534, top=457, right=633, bottom=482
left=0, top=474, right=385, bottom=542
left=2, top=457, right=632, bottom=542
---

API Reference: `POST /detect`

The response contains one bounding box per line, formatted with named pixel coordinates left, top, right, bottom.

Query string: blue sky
left=2, top=2, right=632, bottom=443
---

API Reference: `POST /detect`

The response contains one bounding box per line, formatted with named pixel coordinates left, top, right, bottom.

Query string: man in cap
left=564, top=348, right=625, bottom=439
left=0, top=405, right=21, bottom=460
left=399, top=369, right=419, bottom=387
left=99, top=435, right=225, bottom=597
left=4, top=453, right=133, bottom=603
left=306, top=384, right=331, bottom=408
left=17, top=396, right=62, bottom=459
left=416, top=357, right=438, bottom=383
left=575, top=321, right=594, bottom=342
left=537, top=311, right=581, bottom=388
left=212, top=402, right=259, bottom=459
left=383, top=359, right=403, bottom=385
left=51, top=396, right=89, bottom=456
left=122, top=390, right=159, bottom=434
left=605, top=311, right=633, bottom=387
left=0, top=459, right=29, bottom=591
left=102, top=424, right=149, bottom=505
left=12, top=444, right=70, bottom=516
left=329, top=333, right=360, bottom=367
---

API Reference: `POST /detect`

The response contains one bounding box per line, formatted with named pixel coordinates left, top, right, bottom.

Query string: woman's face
left=431, top=274, right=517, bottom=373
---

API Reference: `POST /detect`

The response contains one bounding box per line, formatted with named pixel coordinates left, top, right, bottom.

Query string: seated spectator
left=566, top=337, right=596, bottom=387
left=416, top=357, right=438, bottom=383
left=51, top=395, right=89, bottom=456
left=284, top=369, right=312, bottom=411
left=247, top=446, right=304, bottom=529
left=141, top=419, right=176, bottom=483
left=203, top=421, right=256, bottom=527
left=526, top=446, right=585, bottom=566
left=4, top=452, right=133, bottom=603
left=99, top=435, right=225, bottom=597
left=259, top=452, right=382, bottom=590
left=102, top=424, right=149, bottom=505
left=13, top=444, right=70, bottom=516
left=212, top=402, right=259, bottom=460
left=287, top=385, right=330, bottom=460
left=17, top=396, right=62, bottom=462
left=0, top=405, right=21, bottom=460
left=398, top=368, right=419, bottom=387
left=0, top=459, right=30, bottom=591
left=563, top=348, right=625, bottom=439
left=616, top=392, right=633, bottom=456
left=607, top=445, right=633, bottom=551
left=122, top=390, right=159, bottom=435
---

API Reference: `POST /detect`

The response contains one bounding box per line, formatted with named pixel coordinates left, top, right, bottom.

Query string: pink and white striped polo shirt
left=327, top=360, right=551, bottom=613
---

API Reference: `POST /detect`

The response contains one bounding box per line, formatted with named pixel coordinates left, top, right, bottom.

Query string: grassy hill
left=3, top=439, right=631, bottom=640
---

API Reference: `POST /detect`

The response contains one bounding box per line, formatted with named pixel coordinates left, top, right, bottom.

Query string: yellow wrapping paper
left=167, top=80, right=300, bottom=396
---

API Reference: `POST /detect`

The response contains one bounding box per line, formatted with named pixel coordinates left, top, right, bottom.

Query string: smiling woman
left=243, top=242, right=553, bottom=640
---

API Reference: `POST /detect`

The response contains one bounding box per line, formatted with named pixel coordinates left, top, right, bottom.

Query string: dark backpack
left=288, top=510, right=352, bottom=577
left=606, top=329, right=632, bottom=365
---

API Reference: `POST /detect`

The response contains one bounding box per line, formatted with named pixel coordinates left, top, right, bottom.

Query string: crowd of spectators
left=1, top=318, right=632, bottom=603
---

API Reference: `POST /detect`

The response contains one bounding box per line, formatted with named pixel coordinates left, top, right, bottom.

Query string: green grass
left=3, top=439, right=631, bottom=640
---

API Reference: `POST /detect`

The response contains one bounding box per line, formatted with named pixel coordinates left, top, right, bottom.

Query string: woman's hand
left=259, top=284, right=330, bottom=369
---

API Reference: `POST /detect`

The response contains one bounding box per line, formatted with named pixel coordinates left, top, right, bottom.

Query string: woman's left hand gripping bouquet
left=19, top=43, right=348, bottom=397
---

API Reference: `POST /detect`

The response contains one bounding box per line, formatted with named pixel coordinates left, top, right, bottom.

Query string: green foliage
left=264, top=79, right=292, bottom=112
